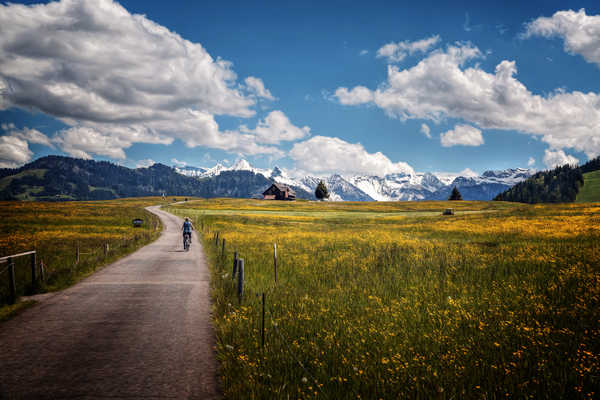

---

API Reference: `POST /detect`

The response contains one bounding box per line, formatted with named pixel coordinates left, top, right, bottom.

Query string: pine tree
left=448, top=186, right=463, bottom=201
left=315, top=180, right=330, bottom=200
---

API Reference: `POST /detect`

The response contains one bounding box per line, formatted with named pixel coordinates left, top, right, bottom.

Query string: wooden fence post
left=39, top=259, right=46, bottom=282
left=222, top=238, right=226, bottom=256
left=262, top=292, right=265, bottom=348
left=105, top=243, right=109, bottom=257
left=31, top=251, right=37, bottom=287
left=215, top=232, right=219, bottom=247
left=237, top=258, right=244, bottom=303
left=232, top=251, right=238, bottom=279
left=273, top=243, right=277, bottom=284
left=8, top=257, right=16, bottom=304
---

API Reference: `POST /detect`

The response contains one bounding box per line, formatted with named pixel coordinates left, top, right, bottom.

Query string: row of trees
left=494, top=164, right=583, bottom=203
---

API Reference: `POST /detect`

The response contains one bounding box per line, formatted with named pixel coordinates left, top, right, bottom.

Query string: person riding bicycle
left=181, top=217, right=194, bottom=248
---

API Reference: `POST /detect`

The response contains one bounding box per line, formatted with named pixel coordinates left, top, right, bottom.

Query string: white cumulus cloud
left=420, top=123, right=432, bottom=139
left=0, top=125, right=53, bottom=167
left=334, top=86, right=374, bottom=105
left=0, top=135, right=32, bottom=168
left=289, top=135, right=414, bottom=177
left=334, top=43, right=600, bottom=159
left=543, top=149, right=579, bottom=169
left=376, top=35, right=441, bottom=63
left=528, top=157, right=535, bottom=167
left=53, top=126, right=132, bottom=159
left=244, top=76, right=275, bottom=100
left=240, top=110, right=310, bottom=144
left=1, top=125, right=53, bottom=148
left=524, top=9, right=600, bottom=67
left=0, top=0, right=283, bottom=159
left=440, top=124, right=484, bottom=147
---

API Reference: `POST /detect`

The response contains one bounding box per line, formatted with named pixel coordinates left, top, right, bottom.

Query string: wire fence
left=0, top=232, right=155, bottom=305
left=199, top=217, right=331, bottom=399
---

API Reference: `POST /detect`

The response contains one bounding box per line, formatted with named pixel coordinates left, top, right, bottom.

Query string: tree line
left=493, top=157, right=600, bottom=203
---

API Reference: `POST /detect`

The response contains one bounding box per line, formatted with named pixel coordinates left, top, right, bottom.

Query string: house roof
left=264, top=183, right=296, bottom=196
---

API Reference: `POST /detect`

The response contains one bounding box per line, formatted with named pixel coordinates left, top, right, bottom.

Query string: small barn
left=263, top=183, right=296, bottom=201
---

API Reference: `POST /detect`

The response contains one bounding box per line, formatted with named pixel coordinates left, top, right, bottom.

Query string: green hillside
left=0, top=155, right=313, bottom=201
left=576, top=170, right=600, bottom=202
left=0, top=169, right=47, bottom=191
left=494, top=164, right=583, bottom=203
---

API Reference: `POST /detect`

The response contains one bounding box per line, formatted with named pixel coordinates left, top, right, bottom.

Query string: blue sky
left=1, top=0, right=599, bottom=176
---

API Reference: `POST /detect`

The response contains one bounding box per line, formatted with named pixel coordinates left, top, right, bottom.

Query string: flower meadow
left=0, top=198, right=163, bottom=305
left=169, top=199, right=600, bottom=399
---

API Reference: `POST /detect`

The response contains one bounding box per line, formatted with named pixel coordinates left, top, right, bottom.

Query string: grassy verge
left=0, top=300, right=36, bottom=322
left=169, top=199, right=600, bottom=399
left=0, top=197, right=166, bottom=307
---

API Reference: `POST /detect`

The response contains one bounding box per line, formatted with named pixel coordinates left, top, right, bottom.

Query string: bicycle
left=183, top=233, right=191, bottom=251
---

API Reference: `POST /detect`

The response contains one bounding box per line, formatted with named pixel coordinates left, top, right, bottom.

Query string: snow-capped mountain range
left=175, top=160, right=535, bottom=201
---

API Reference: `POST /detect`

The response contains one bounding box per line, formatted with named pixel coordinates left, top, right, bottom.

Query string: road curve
left=0, top=206, right=218, bottom=400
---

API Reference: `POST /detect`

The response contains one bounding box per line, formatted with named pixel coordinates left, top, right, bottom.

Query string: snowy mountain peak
left=230, top=159, right=253, bottom=171
left=482, top=168, right=534, bottom=178
left=174, top=160, right=534, bottom=202
left=204, top=163, right=227, bottom=177
left=271, top=166, right=284, bottom=177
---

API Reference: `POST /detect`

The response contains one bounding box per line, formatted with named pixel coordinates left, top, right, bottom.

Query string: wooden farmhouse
left=263, top=183, right=296, bottom=201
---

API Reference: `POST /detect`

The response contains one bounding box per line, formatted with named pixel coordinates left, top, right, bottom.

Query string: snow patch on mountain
left=174, top=159, right=535, bottom=201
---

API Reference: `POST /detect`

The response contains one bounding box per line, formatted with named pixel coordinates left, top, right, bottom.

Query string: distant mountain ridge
left=176, top=160, right=535, bottom=201
left=0, top=155, right=538, bottom=202
left=0, top=156, right=310, bottom=201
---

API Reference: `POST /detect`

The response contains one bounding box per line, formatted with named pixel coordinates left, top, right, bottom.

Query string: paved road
left=0, top=206, right=218, bottom=400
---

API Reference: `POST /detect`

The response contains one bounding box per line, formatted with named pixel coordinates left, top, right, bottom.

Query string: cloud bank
left=0, top=0, right=282, bottom=159
left=543, top=149, right=579, bottom=169
left=335, top=42, right=600, bottom=159
left=290, top=136, right=414, bottom=177
left=524, top=9, right=600, bottom=67
left=0, top=125, right=52, bottom=168
left=240, top=110, right=310, bottom=145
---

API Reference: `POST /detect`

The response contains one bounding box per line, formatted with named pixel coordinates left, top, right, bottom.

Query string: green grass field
left=0, top=198, right=165, bottom=306
left=576, top=170, right=600, bottom=203
left=169, top=199, right=600, bottom=399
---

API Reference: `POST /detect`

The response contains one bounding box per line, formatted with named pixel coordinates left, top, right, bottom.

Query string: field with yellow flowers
left=169, top=199, right=600, bottom=399
left=0, top=198, right=164, bottom=309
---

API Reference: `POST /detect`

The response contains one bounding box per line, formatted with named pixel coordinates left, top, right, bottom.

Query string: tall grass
left=169, top=200, right=600, bottom=399
left=0, top=198, right=164, bottom=305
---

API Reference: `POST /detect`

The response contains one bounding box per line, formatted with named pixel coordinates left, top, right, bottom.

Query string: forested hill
left=580, top=157, right=600, bottom=174
left=0, top=156, right=311, bottom=201
left=494, top=156, right=600, bottom=203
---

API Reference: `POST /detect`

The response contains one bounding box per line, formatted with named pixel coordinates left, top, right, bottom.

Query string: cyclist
left=181, top=217, right=194, bottom=249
